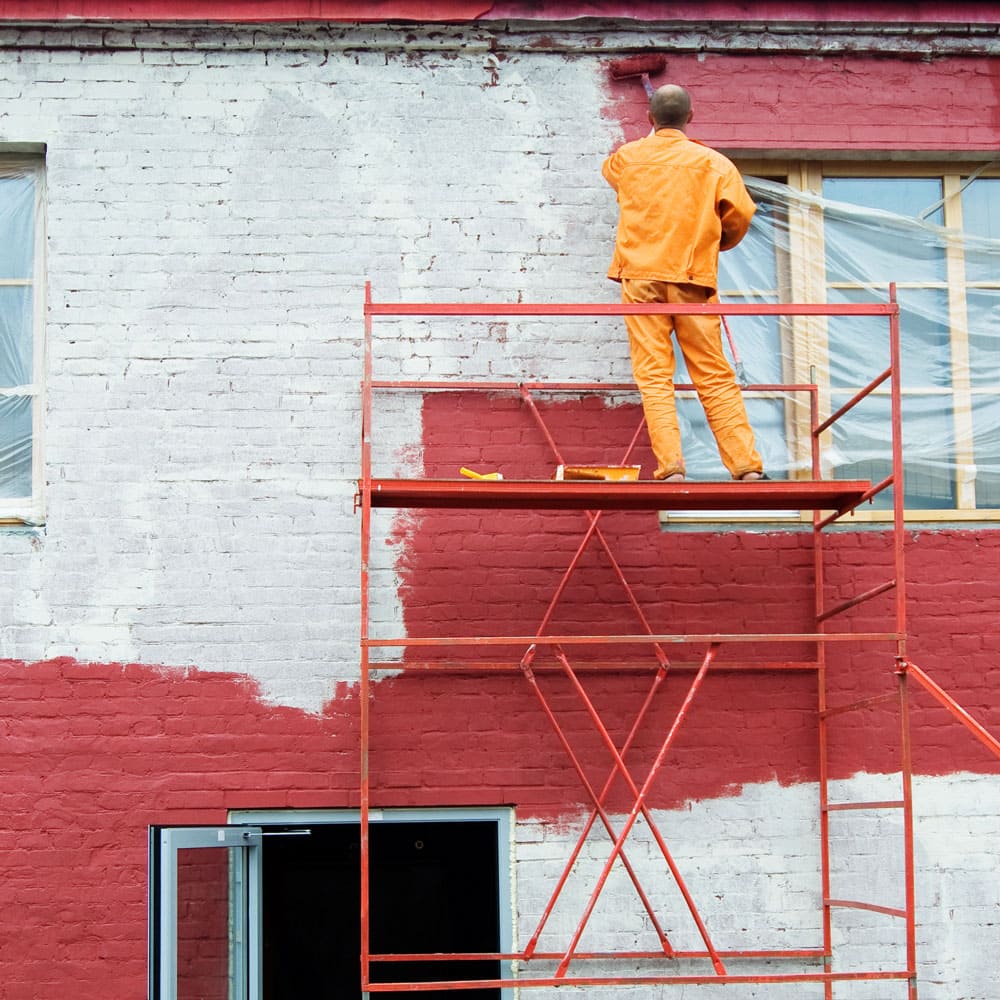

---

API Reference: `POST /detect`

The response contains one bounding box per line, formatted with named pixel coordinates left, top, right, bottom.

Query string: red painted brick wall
left=605, top=52, right=1000, bottom=152
left=404, top=393, right=1000, bottom=795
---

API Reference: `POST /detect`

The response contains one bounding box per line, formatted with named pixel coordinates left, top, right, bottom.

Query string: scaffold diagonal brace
left=518, top=651, right=677, bottom=960
left=553, top=643, right=726, bottom=978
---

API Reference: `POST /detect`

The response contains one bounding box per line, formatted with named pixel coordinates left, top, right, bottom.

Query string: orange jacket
left=602, top=128, right=756, bottom=291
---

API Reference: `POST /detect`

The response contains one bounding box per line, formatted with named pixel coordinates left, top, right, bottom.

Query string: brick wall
left=2, top=653, right=997, bottom=998
left=606, top=51, right=1000, bottom=152
left=0, top=16, right=998, bottom=1000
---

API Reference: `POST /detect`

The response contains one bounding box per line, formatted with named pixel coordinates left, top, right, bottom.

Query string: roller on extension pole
left=608, top=54, right=667, bottom=97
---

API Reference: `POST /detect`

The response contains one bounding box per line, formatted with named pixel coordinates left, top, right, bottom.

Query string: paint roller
left=721, top=315, right=750, bottom=388
left=608, top=54, right=667, bottom=98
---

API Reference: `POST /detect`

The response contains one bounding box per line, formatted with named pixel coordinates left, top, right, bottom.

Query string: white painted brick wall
left=0, top=23, right=639, bottom=712
left=515, top=773, right=1000, bottom=999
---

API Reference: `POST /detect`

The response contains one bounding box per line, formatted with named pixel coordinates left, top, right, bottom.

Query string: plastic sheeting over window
left=682, top=171, right=1000, bottom=513
left=0, top=165, right=39, bottom=513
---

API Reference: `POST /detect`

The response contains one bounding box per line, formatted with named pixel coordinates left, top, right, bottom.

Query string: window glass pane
left=0, top=173, right=34, bottom=279
left=961, top=176, right=1000, bottom=243
left=746, top=396, right=792, bottom=475
left=967, top=286, right=1000, bottom=507
left=717, top=184, right=784, bottom=385
left=824, top=176, right=944, bottom=225
left=827, top=288, right=951, bottom=390
left=831, top=392, right=955, bottom=509
left=0, top=395, right=32, bottom=498
left=720, top=187, right=780, bottom=287
left=822, top=177, right=947, bottom=285
left=967, top=288, right=1000, bottom=390
left=964, top=233, right=1000, bottom=291
left=0, top=166, right=38, bottom=515
left=684, top=309, right=784, bottom=386
left=0, top=285, right=32, bottom=386
left=972, top=394, right=1000, bottom=509
left=676, top=395, right=789, bottom=481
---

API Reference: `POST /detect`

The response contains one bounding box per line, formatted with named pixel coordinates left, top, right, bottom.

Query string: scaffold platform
left=366, top=476, right=874, bottom=512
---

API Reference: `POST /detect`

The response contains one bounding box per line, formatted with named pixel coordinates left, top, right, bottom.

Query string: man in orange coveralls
left=603, top=84, right=765, bottom=482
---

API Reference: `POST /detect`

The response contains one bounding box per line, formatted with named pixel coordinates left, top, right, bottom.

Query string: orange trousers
left=622, top=279, right=763, bottom=480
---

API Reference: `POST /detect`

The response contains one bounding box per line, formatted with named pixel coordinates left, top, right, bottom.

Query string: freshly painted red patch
left=394, top=391, right=1000, bottom=801
left=602, top=52, right=1000, bottom=154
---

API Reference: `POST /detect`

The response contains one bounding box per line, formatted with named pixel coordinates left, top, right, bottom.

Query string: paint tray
left=554, top=465, right=642, bottom=482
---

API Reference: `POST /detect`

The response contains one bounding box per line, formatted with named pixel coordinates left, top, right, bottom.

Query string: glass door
left=154, top=826, right=263, bottom=1000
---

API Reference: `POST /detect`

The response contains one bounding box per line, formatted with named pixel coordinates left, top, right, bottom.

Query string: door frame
left=231, top=806, right=515, bottom=998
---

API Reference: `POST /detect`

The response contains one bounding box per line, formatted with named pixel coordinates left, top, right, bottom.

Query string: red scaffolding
left=356, top=283, right=997, bottom=997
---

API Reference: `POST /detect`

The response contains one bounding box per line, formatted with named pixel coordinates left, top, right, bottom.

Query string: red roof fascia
left=0, top=1, right=997, bottom=23
left=0, top=1, right=492, bottom=21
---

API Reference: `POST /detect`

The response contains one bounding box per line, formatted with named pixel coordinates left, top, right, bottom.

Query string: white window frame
left=0, top=153, right=46, bottom=526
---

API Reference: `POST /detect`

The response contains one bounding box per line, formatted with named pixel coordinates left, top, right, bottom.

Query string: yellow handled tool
left=460, top=467, right=503, bottom=481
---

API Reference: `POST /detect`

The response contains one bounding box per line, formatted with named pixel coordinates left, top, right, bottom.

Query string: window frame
left=0, top=154, right=46, bottom=526
left=729, top=157, right=1000, bottom=524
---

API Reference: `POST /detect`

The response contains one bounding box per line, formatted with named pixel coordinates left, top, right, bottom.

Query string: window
left=0, top=158, right=45, bottom=524
left=702, top=160, right=1000, bottom=520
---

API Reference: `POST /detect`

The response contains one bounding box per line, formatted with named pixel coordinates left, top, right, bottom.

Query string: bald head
left=649, top=84, right=693, bottom=130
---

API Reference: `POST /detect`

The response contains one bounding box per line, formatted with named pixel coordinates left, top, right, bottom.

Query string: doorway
left=151, top=810, right=509, bottom=1000
left=262, top=818, right=502, bottom=999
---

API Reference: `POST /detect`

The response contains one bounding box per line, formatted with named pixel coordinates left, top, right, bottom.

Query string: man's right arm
left=718, top=168, right=756, bottom=251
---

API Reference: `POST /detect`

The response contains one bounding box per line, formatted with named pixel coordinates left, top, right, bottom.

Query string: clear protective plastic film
left=689, top=173, right=1000, bottom=511
left=0, top=164, right=38, bottom=505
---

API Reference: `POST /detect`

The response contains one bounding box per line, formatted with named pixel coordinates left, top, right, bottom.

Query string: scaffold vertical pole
left=889, top=283, right=906, bottom=657
left=889, top=280, right=918, bottom=998
left=899, top=663, right=918, bottom=1000
left=810, top=378, right=836, bottom=1000
left=359, top=281, right=374, bottom=995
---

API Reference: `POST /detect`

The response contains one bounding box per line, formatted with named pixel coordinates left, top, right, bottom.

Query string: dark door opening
left=262, top=820, right=501, bottom=999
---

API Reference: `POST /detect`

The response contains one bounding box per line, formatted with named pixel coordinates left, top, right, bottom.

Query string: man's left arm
left=602, top=150, right=623, bottom=192
left=601, top=156, right=618, bottom=191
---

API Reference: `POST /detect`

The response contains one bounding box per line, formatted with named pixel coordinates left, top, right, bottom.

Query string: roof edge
left=0, top=1, right=997, bottom=25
